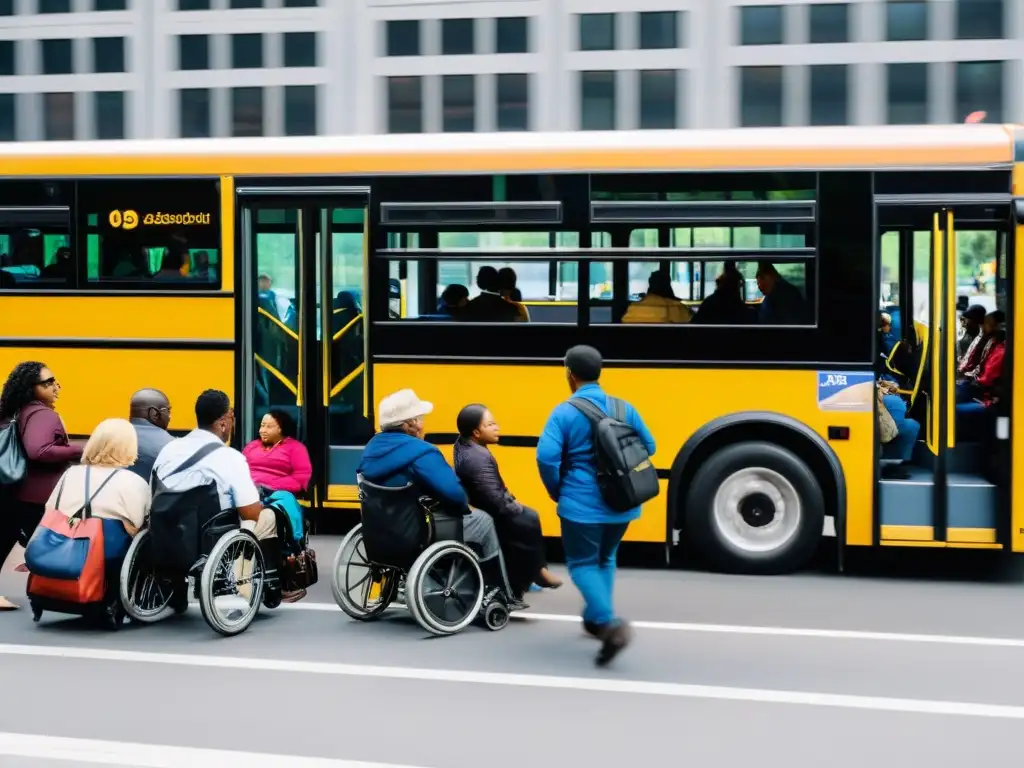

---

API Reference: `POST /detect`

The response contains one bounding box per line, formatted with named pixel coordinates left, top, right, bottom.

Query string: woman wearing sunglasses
left=0, top=361, right=82, bottom=610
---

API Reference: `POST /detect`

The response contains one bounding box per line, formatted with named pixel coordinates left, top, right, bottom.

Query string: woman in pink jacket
left=242, top=409, right=312, bottom=496
left=0, top=361, right=83, bottom=610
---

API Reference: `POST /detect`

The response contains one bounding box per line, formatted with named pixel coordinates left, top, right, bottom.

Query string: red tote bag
left=25, top=468, right=118, bottom=605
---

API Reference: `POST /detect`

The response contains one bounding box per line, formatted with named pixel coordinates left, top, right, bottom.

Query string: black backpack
left=149, top=442, right=227, bottom=571
left=568, top=397, right=660, bottom=512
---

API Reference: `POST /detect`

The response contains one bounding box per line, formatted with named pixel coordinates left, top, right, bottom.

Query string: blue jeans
left=560, top=519, right=630, bottom=626
left=881, top=393, right=920, bottom=463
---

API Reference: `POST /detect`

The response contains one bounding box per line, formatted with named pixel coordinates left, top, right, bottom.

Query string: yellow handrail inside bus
left=254, top=354, right=298, bottom=398
left=258, top=306, right=299, bottom=341
left=330, top=362, right=365, bottom=399
left=332, top=313, right=363, bottom=343
left=927, top=214, right=942, bottom=455
left=945, top=210, right=956, bottom=448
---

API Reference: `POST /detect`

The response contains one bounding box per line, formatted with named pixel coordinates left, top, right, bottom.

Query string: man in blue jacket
left=536, top=345, right=656, bottom=666
left=358, top=388, right=504, bottom=578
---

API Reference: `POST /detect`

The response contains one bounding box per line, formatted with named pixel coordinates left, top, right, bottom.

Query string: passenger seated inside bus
left=756, top=262, right=809, bottom=325
left=622, top=270, right=693, bottom=324
left=41, top=247, right=71, bottom=280
left=877, top=379, right=920, bottom=480
left=497, top=267, right=530, bottom=322
left=955, top=317, right=1005, bottom=442
left=461, top=267, right=521, bottom=323
left=453, top=404, right=562, bottom=597
left=693, top=262, right=750, bottom=325
left=437, top=283, right=469, bottom=317
left=957, top=310, right=1003, bottom=383
left=957, top=304, right=987, bottom=365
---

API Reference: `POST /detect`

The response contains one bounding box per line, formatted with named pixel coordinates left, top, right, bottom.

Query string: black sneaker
left=582, top=620, right=603, bottom=639
left=596, top=620, right=633, bottom=667
left=881, top=464, right=911, bottom=480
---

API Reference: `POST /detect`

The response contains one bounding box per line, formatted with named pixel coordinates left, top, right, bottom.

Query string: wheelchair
left=331, top=477, right=519, bottom=635
left=119, top=498, right=308, bottom=637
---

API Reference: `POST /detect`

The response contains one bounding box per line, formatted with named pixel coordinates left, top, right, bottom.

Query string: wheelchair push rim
left=331, top=523, right=399, bottom=620
left=198, top=529, right=266, bottom=637
left=119, top=529, right=177, bottom=624
left=406, top=541, right=484, bottom=636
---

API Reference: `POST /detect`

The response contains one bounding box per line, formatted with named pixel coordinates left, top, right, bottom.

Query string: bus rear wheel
left=684, top=441, right=824, bottom=575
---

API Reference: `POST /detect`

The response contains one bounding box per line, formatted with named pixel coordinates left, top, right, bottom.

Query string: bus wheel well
left=669, top=418, right=841, bottom=537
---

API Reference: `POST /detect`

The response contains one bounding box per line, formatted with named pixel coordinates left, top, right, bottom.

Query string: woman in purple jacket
left=0, top=361, right=82, bottom=610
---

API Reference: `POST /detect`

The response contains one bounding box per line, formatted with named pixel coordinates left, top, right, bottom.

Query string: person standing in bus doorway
left=536, top=345, right=656, bottom=667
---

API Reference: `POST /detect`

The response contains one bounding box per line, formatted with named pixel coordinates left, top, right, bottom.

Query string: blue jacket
left=536, top=383, right=656, bottom=525
left=357, top=431, right=468, bottom=511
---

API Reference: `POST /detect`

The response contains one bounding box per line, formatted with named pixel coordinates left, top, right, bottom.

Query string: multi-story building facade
left=0, top=0, right=1019, bottom=141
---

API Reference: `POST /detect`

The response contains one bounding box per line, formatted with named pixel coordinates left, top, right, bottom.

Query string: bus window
left=0, top=181, right=74, bottom=290
left=78, top=178, right=221, bottom=289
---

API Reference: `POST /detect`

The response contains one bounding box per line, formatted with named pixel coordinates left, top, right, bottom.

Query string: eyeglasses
left=36, top=377, right=57, bottom=388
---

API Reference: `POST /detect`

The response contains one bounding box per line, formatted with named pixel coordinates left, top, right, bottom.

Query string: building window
left=43, top=92, right=75, bottom=141
left=283, top=32, right=316, bottom=67
left=177, top=0, right=210, bottom=9
left=38, top=0, right=70, bottom=13
left=639, top=11, right=678, bottom=49
left=232, top=87, right=263, bottom=136
left=0, top=94, right=13, bottom=141
left=496, top=17, right=528, bottom=53
left=284, top=85, right=317, bottom=135
left=179, top=88, right=211, bottom=138
left=579, top=14, right=616, bottom=51
left=387, top=76, right=422, bottom=133
left=955, top=0, right=1004, bottom=39
left=886, top=1, right=928, bottom=41
left=178, top=35, right=209, bottom=70
left=232, top=34, right=263, bottom=69
left=740, top=6, right=784, bottom=45
left=92, top=37, right=125, bottom=74
left=886, top=62, right=928, bottom=124
left=580, top=71, right=615, bottom=130
left=809, top=65, right=848, bottom=125
left=0, top=41, right=14, bottom=76
left=809, top=4, right=849, bottom=43
left=739, top=66, right=783, bottom=126
left=284, top=0, right=317, bottom=6
left=386, top=20, right=419, bottom=56
left=956, top=61, right=1004, bottom=123
left=442, top=19, right=474, bottom=55
left=230, top=0, right=262, bottom=8
left=41, top=39, right=73, bottom=75
left=442, top=75, right=475, bottom=132
left=94, top=91, right=125, bottom=139
left=93, top=0, right=127, bottom=10
left=639, top=70, right=677, bottom=129
left=0, top=0, right=12, bottom=15
left=496, top=73, right=528, bottom=131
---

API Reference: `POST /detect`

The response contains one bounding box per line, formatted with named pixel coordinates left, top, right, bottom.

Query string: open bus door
left=237, top=186, right=372, bottom=520
left=875, top=194, right=1012, bottom=549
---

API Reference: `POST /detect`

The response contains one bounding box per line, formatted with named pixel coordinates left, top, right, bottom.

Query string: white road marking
left=1, top=643, right=1023, bottom=720
left=0, top=732, right=428, bottom=767
left=266, top=601, right=1024, bottom=649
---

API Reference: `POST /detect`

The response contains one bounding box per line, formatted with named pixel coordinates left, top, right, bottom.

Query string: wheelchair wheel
left=120, top=530, right=177, bottom=624
left=405, top=541, right=484, bottom=636
left=198, top=529, right=265, bottom=637
left=482, top=601, right=509, bottom=632
left=331, top=523, right=399, bottom=621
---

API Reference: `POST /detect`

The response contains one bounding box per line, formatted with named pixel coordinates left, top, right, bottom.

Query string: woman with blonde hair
left=43, top=418, right=152, bottom=563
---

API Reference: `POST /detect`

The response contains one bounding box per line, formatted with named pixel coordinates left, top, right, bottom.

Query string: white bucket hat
left=378, top=389, right=434, bottom=429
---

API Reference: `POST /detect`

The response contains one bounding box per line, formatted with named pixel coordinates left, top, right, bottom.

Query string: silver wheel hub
left=712, top=467, right=801, bottom=554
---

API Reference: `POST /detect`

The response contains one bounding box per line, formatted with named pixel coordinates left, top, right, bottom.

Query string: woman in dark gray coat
left=453, top=404, right=562, bottom=598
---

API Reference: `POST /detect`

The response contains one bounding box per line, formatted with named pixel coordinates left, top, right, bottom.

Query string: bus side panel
left=373, top=363, right=874, bottom=545
left=0, top=296, right=234, bottom=341
left=0, top=348, right=234, bottom=436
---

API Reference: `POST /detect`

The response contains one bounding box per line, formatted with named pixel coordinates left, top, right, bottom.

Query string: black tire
left=684, top=441, right=824, bottom=575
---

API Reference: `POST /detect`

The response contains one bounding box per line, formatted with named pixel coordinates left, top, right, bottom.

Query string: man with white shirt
left=152, top=389, right=293, bottom=606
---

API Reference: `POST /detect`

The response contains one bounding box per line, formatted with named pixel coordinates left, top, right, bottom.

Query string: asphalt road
left=2, top=536, right=1024, bottom=768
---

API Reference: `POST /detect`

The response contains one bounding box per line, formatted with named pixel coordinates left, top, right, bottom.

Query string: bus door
left=237, top=187, right=372, bottom=517
left=875, top=194, right=1011, bottom=548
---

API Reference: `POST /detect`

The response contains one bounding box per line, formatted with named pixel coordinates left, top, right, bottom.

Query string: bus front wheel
left=684, top=441, right=824, bottom=575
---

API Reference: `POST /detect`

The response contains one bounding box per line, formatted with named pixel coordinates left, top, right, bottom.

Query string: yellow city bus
left=0, top=124, right=1021, bottom=574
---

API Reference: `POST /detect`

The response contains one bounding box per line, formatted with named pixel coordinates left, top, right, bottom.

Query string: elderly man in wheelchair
left=331, top=389, right=522, bottom=634
left=120, top=389, right=317, bottom=637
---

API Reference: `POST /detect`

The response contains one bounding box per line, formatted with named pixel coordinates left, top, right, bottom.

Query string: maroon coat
left=5, top=401, right=82, bottom=505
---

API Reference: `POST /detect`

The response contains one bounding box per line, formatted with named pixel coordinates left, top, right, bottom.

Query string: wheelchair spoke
left=445, top=560, right=458, bottom=590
